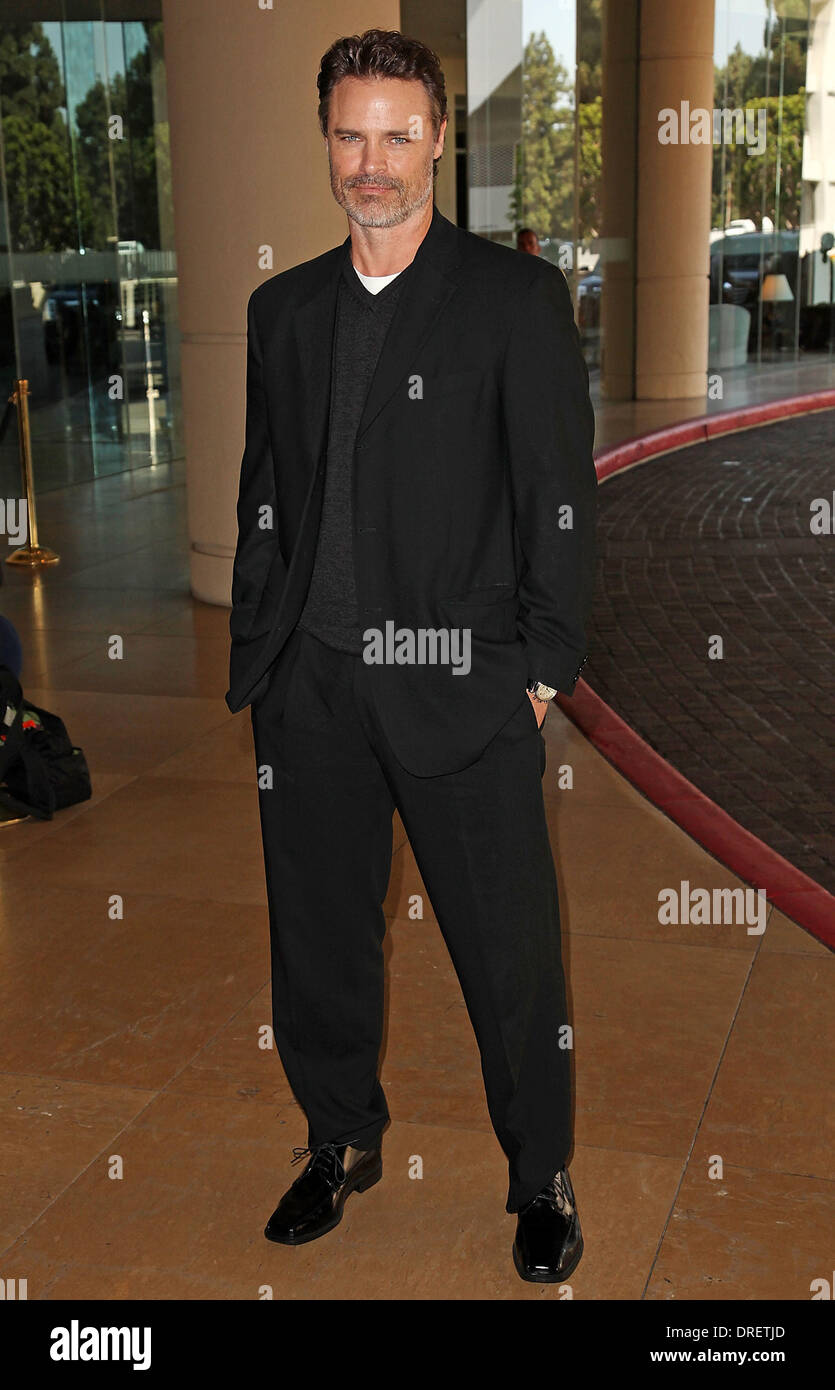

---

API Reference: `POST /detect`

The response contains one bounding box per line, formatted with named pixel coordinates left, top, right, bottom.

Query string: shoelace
left=290, top=1143, right=345, bottom=1185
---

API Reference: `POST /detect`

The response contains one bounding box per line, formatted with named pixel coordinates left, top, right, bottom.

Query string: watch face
left=535, top=683, right=558, bottom=701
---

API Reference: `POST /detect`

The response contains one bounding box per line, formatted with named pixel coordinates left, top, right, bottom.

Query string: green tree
left=511, top=30, right=574, bottom=241
left=577, top=0, right=602, bottom=103
left=0, top=22, right=75, bottom=251
left=578, top=95, right=601, bottom=241
left=739, top=91, right=805, bottom=227
left=0, top=20, right=164, bottom=253
left=713, top=23, right=808, bottom=229
left=73, top=29, right=163, bottom=251
left=577, top=0, right=602, bottom=242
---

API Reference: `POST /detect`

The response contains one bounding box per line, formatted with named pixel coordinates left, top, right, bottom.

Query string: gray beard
left=331, top=161, right=434, bottom=229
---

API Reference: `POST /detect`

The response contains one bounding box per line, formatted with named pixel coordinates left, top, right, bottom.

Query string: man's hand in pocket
left=527, top=691, right=549, bottom=729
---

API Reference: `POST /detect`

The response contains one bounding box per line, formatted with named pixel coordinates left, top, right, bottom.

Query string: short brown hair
left=317, top=28, right=447, bottom=172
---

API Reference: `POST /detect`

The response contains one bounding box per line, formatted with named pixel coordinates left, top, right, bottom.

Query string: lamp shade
left=760, top=273, right=794, bottom=302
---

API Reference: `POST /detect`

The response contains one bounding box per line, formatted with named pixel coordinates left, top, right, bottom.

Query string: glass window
left=465, top=0, right=833, bottom=396
left=712, top=0, right=834, bottom=369
left=0, top=1, right=180, bottom=500
left=465, top=1, right=605, bottom=386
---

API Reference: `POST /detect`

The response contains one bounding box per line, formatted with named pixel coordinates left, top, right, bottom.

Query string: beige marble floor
left=0, top=388, right=832, bottom=1301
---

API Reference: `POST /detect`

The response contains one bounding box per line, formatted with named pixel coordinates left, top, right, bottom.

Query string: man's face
left=325, top=76, right=446, bottom=228
left=517, top=231, right=540, bottom=256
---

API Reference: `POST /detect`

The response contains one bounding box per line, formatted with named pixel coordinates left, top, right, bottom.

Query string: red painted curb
left=594, top=387, right=835, bottom=481
left=565, top=389, right=835, bottom=951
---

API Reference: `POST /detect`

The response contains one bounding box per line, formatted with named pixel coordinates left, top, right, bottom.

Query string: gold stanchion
left=5, top=378, right=59, bottom=568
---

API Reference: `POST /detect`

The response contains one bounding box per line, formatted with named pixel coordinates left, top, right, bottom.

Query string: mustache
left=344, top=177, right=401, bottom=190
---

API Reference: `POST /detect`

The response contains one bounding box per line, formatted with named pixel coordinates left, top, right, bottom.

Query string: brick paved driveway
left=585, top=409, right=835, bottom=892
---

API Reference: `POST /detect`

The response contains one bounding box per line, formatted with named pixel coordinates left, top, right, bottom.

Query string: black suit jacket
left=226, top=204, right=597, bottom=776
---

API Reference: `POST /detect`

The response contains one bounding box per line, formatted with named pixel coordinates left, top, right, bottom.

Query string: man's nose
left=358, top=140, right=385, bottom=174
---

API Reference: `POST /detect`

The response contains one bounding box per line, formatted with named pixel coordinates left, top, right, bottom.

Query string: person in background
left=516, top=226, right=541, bottom=255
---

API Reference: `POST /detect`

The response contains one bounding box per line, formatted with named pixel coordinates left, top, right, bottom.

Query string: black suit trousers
left=250, top=627, right=574, bottom=1213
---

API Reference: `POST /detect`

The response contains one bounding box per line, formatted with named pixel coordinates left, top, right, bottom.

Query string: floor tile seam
left=639, top=938, right=764, bottom=1299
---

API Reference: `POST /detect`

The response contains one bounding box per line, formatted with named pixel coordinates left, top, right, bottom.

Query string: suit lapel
left=355, top=253, right=458, bottom=443
left=355, top=205, right=463, bottom=443
left=290, top=243, right=345, bottom=470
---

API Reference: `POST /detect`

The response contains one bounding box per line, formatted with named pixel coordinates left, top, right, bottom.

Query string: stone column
left=600, top=0, right=639, bottom=400
left=635, top=0, right=716, bottom=398
left=601, top=0, right=716, bottom=399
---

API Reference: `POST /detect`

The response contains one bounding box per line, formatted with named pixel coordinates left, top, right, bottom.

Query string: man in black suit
left=226, top=28, right=597, bottom=1283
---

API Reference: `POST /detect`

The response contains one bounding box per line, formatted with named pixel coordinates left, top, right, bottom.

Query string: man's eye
left=391, top=136, right=408, bottom=145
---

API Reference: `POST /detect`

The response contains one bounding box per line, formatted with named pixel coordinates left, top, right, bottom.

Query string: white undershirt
left=353, top=266, right=404, bottom=294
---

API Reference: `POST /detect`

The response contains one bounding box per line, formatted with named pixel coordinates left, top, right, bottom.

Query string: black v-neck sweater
left=297, top=246, right=408, bottom=653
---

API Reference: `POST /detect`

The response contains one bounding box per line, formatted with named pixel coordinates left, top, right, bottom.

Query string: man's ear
left=435, top=115, right=448, bottom=158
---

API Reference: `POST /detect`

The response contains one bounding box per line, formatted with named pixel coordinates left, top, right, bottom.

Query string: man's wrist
left=527, top=679, right=559, bottom=702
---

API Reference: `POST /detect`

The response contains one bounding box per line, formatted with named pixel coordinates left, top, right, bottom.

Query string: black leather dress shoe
left=264, top=1141, right=383, bottom=1246
left=512, top=1167, right=583, bottom=1283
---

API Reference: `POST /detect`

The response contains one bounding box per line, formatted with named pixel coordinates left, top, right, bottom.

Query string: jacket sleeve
left=229, top=289, right=283, bottom=645
left=501, top=262, right=597, bottom=695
